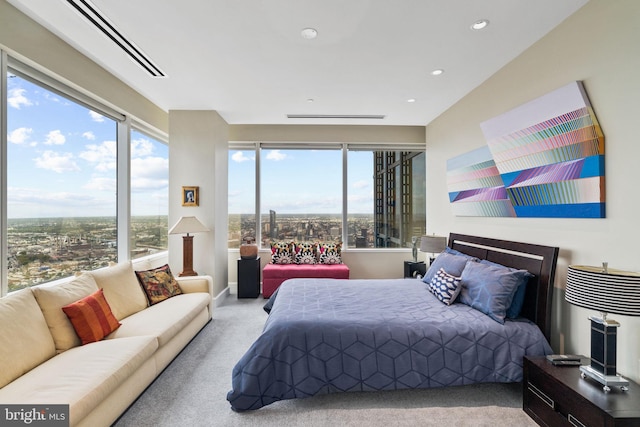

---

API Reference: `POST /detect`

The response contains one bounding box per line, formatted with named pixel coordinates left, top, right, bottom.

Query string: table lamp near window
left=169, top=216, right=209, bottom=277
left=420, top=234, right=447, bottom=265
left=565, top=263, right=640, bottom=392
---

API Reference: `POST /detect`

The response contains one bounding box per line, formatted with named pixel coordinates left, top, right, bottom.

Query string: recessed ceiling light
left=407, top=98, right=416, bottom=103
left=306, top=98, right=314, bottom=103
left=301, top=28, right=318, bottom=39
left=471, top=19, right=489, bottom=30
left=431, top=69, right=444, bottom=76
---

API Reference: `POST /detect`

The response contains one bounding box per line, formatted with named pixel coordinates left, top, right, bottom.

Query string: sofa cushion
left=90, top=261, right=148, bottom=320
left=0, top=289, right=56, bottom=388
left=294, top=242, right=318, bottom=264
left=32, top=273, right=99, bottom=352
left=0, top=335, right=157, bottom=424
left=62, top=288, right=121, bottom=345
left=107, top=293, right=211, bottom=347
left=135, top=264, right=182, bottom=305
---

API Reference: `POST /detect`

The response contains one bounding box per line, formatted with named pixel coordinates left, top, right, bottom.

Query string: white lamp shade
left=420, top=235, right=447, bottom=253
left=168, top=216, right=210, bottom=235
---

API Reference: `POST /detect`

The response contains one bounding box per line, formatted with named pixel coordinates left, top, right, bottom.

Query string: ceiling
left=8, top=0, right=589, bottom=126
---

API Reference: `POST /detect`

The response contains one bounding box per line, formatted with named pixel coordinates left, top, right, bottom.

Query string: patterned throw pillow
left=62, top=288, right=121, bottom=345
left=270, top=241, right=295, bottom=264
left=428, top=268, right=462, bottom=305
left=318, top=242, right=342, bottom=264
left=135, top=264, right=182, bottom=305
left=294, top=242, right=318, bottom=264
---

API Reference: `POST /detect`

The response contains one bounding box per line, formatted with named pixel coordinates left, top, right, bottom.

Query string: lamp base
left=579, top=365, right=629, bottom=392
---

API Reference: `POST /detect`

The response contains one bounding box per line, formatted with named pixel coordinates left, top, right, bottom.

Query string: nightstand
left=237, top=256, right=260, bottom=298
left=404, top=261, right=426, bottom=278
left=523, top=355, right=640, bottom=427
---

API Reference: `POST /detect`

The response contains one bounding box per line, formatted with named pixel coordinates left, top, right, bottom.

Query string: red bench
left=262, top=264, right=350, bottom=298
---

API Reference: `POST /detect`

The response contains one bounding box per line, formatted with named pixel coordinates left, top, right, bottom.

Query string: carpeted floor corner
left=114, top=297, right=537, bottom=427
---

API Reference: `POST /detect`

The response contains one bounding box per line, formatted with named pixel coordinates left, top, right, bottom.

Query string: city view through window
left=6, top=72, right=168, bottom=292
left=228, top=148, right=425, bottom=250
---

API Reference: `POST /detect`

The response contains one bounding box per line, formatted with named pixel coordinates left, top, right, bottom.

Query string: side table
left=404, top=261, right=427, bottom=278
left=237, top=256, right=260, bottom=298
left=523, top=355, right=640, bottom=426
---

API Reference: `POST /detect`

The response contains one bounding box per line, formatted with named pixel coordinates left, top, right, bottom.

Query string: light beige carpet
left=114, top=297, right=537, bottom=427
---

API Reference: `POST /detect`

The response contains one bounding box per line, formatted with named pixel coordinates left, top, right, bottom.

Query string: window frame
left=228, top=141, right=426, bottom=251
left=0, top=51, right=166, bottom=296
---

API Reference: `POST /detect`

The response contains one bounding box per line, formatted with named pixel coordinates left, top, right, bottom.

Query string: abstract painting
left=447, top=81, right=605, bottom=217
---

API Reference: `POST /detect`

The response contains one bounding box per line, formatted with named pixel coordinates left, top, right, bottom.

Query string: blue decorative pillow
left=422, top=247, right=477, bottom=284
left=458, top=261, right=533, bottom=324
left=428, top=268, right=462, bottom=305
left=480, top=259, right=533, bottom=318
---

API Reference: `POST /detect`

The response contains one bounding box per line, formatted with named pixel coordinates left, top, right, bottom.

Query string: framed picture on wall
left=182, top=186, right=199, bottom=207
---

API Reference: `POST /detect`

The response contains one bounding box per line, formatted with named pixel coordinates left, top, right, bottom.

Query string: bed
left=227, top=234, right=559, bottom=411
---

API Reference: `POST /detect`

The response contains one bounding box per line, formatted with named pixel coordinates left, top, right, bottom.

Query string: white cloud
left=89, top=111, right=105, bottom=122
left=231, top=151, right=252, bottom=162
left=44, top=130, right=66, bottom=145
left=83, top=176, right=116, bottom=192
left=131, top=138, right=154, bottom=158
left=79, top=141, right=116, bottom=172
left=8, top=127, right=33, bottom=144
left=8, top=88, right=32, bottom=109
left=82, top=131, right=96, bottom=140
left=131, top=156, right=168, bottom=190
left=266, top=150, right=287, bottom=161
left=33, top=151, right=80, bottom=173
left=352, top=180, right=369, bottom=189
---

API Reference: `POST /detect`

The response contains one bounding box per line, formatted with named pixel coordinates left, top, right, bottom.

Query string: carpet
left=114, top=296, right=537, bottom=427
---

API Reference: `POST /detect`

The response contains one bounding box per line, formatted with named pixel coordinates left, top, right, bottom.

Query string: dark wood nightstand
left=404, top=261, right=427, bottom=278
left=523, top=355, right=640, bottom=427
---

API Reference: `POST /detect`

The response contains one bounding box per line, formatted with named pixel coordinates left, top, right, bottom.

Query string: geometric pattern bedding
left=227, top=278, right=552, bottom=411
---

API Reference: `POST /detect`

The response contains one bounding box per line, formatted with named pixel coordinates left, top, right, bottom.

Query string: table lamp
left=169, top=216, right=209, bottom=276
left=420, top=235, right=447, bottom=265
left=565, top=263, right=640, bottom=392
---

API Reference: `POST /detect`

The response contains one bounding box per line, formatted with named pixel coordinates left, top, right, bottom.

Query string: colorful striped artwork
left=447, top=81, right=605, bottom=217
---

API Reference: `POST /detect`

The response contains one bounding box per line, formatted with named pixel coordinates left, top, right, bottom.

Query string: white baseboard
left=213, top=286, right=230, bottom=307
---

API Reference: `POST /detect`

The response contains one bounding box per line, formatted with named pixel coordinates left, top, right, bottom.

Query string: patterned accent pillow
left=270, top=241, right=295, bottom=264
left=62, top=288, right=121, bottom=345
left=428, top=268, right=462, bottom=305
left=318, top=242, right=342, bottom=264
left=135, top=264, right=182, bottom=305
left=294, top=242, right=318, bottom=264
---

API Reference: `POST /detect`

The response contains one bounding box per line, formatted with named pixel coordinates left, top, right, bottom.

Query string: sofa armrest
left=176, top=275, right=213, bottom=297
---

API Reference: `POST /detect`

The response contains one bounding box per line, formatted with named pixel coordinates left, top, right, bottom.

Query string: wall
left=169, top=111, right=229, bottom=300
left=425, top=0, right=640, bottom=381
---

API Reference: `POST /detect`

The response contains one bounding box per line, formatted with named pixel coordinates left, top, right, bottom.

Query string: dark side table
left=237, top=256, right=260, bottom=298
left=523, top=355, right=640, bottom=426
left=404, top=260, right=427, bottom=278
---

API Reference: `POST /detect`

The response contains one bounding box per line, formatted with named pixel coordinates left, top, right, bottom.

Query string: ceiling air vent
left=287, top=114, right=386, bottom=120
left=66, top=0, right=166, bottom=78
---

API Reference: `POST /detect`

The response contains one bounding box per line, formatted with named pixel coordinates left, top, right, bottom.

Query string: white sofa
left=0, top=259, right=214, bottom=427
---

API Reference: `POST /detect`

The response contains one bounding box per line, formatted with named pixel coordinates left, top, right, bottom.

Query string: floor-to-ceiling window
left=130, top=129, right=169, bottom=259
left=228, top=143, right=425, bottom=251
left=1, top=55, right=167, bottom=295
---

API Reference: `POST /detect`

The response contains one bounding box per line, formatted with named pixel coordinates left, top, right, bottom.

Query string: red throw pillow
left=62, top=288, right=121, bottom=345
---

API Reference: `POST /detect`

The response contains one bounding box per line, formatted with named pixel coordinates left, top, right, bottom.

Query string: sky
left=228, top=149, right=374, bottom=215
left=6, top=73, right=375, bottom=219
left=6, top=73, right=168, bottom=218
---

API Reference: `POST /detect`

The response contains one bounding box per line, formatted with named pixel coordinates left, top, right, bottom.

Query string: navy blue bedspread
left=227, top=278, right=552, bottom=411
